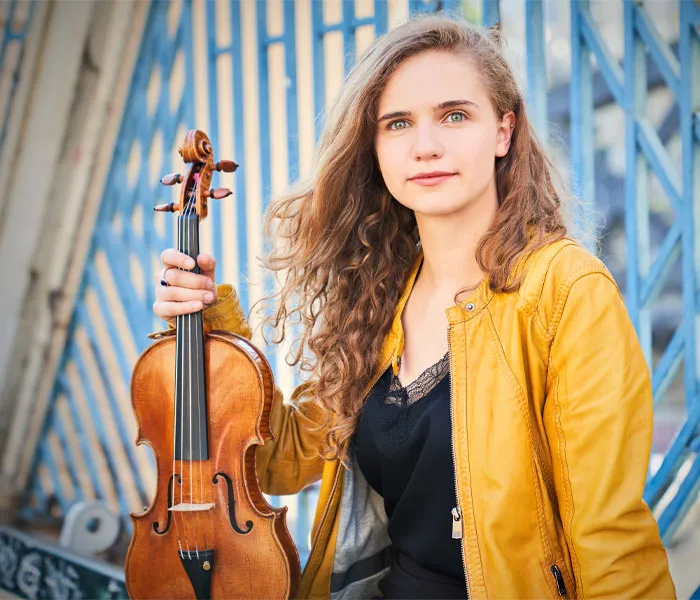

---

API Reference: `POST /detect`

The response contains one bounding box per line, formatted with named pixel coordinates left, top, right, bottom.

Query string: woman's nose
left=411, top=125, right=444, bottom=161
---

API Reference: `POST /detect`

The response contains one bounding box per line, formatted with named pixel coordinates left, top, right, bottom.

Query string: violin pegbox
left=154, top=129, right=238, bottom=219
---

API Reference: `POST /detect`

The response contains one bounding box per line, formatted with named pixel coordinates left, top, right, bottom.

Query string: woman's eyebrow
left=377, top=99, right=478, bottom=123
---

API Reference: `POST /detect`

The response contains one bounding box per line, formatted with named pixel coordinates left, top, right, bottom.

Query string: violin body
left=125, top=130, right=300, bottom=599
left=126, top=331, right=300, bottom=599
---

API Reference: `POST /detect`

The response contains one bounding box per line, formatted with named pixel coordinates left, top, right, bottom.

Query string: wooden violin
left=125, top=130, right=300, bottom=599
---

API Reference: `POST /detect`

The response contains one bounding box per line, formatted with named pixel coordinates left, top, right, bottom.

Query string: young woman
left=153, top=14, right=675, bottom=600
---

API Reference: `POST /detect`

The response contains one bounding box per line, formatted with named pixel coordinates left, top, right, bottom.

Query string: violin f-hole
left=153, top=473, right=181, bottom=535
left=213, top=472, right=253, bottom=535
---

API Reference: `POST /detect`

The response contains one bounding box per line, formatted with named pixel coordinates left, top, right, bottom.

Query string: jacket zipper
left=448, top=324, right=471, bottom=598
left=550, top=565, right=568, bottom=597
left=299, top=355, right=394, bottom=582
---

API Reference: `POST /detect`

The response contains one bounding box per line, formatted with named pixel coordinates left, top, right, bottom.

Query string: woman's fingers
left=196, top=253, right=216, bottom=282
left=153, top=299, right=204, bottom=320
left=156, top=285, right=215, bottom=304
left=153, top=287, right=217, bottom=319
left=161, top=248, right=196, bottom=270
left=161, top=266, right=215, bottom=291
left=160, top=250, right=216, bottom=289
left=154, top=249, right=218, bottom=323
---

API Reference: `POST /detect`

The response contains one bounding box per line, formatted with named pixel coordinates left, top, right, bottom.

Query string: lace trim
left=385, top=351, right=450, bottom=408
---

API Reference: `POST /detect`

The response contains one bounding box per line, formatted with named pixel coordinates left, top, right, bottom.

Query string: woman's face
left=374, top=50, right=514, bottom=218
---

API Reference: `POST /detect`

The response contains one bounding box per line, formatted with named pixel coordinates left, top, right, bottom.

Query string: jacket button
left=466, top=302, right=475, bottom=311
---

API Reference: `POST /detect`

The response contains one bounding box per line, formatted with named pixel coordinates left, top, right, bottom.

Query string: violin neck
left=174, top=211, right=210, bottom=461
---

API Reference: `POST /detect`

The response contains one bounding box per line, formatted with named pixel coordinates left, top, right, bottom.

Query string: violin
left=125, top=130, right=300, bottom=599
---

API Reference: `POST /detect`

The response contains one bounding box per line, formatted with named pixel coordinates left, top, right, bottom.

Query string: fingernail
left=186, top=258, right=195, bottom=268
left=204, top=292, right=214, bottom=303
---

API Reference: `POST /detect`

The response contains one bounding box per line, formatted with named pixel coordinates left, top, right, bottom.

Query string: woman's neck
left=414, top=189, right=498, bottom=294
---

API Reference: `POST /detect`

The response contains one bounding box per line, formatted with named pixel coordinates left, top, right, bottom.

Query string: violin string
left=185, top=186, right=195, bottom=554
left=193, top=173, right=205, bottom=556
left=172, top=192, right=184, bottom=554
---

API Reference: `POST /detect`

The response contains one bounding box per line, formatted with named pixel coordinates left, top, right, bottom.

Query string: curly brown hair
left=255, top=13, right=569, bottom=469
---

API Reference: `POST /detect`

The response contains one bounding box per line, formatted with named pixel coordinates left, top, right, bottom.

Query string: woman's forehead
left=377, top=51, right=487, bottom=112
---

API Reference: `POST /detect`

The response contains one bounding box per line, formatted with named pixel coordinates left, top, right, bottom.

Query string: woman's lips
left=409, top=173, right=456, bottom=186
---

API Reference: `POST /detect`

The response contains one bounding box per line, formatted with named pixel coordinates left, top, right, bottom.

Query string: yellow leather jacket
left=153, top=238, right=675, bottom=599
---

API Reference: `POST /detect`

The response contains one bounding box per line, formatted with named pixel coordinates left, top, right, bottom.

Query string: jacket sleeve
left=152, top=283, right=327, bottom=496
left=543, top=271, right=675, bottom=599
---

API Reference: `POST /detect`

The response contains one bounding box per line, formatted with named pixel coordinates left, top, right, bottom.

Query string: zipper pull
left=550, top=565, right=568, bottom=597
left=451, top=507, right=462, bottom=539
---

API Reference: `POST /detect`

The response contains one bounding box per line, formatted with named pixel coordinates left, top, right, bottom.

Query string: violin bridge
left=169, top=502, right=216, bottom=512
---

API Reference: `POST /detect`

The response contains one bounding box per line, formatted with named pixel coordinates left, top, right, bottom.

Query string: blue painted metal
left=634, top=7, right=680, bottom=101
left=312, top=1, right=326, bottom=143
left=76, top=301, right=148, bottom=504
left=256, top=1, right=273, bottom=217
left=56, top=372, right=106, bottom=502
left=525, top=0, right=547, bottom=138
left=374, top=1, right=389, bottom=36
left=343, top=1, right=356, bottom=74
left=580, top=10, right=625, bottom=106
left=284, top=1, right=300, bottom=187
left=0, top=0, right=36, bottom=159
left=207, top=1, right=251, bottom=313
left=570, top=0, right=596, bottom=239
left=636, top=118, right=682, bottom=212
left=409, top=0, right=463, bottom=15
left=623, top=0, right=651, bottom=358
left=39, top=439, right=69, bottom=515
left=205, top=2, right=224, bottom=298
left=639, top=223, right=681, bottom=307
left=230, top=1, right=250, bottom=313
left=482, top=0, right=500, bottom=28
left=651, top=326, right=684, bottom=405
left=68, top=341, right=133, bottom=521
left=51, top=408, right=85, bottom=505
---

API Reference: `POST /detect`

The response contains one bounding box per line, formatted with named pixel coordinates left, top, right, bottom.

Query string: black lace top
left=352, top=352, right=467, bottom=598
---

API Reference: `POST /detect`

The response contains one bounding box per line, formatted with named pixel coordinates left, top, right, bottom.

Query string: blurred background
left=0, top=0, right=698, bottom=597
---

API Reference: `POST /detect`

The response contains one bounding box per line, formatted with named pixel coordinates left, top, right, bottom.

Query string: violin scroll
left=155, top=129, right=237, bottom=219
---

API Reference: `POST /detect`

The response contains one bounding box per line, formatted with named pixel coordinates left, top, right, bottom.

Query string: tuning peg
left=215, top=160, right=239, bottom=173
left=209, top=188, right=232, bottom=200
left=161, top=173, right=183, bottom=186
left=154, top=203, right=177, bottom=213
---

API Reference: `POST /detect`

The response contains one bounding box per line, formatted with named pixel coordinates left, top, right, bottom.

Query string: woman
left=153, top=14, right=675, bottom=600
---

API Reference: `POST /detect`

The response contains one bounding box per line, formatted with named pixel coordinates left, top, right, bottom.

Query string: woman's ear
left=496, top=112, right=516, bottom=157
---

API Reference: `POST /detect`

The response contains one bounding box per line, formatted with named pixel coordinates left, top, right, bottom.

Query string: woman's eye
left=388, top=119, right=409, bottom=131
left=445, top=111, right=467, bottom=123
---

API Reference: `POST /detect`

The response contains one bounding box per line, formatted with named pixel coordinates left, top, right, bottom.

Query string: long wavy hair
left=256, top=13, right=569, bottom=468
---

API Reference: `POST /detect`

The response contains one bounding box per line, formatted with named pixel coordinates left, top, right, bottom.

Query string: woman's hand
left=153, top=249, right=218, bottom=328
